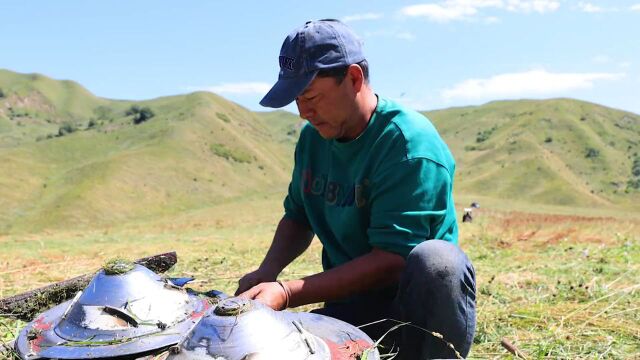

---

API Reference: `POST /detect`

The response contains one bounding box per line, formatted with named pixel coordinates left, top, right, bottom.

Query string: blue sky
left=2, top=0, right=639, bottom=114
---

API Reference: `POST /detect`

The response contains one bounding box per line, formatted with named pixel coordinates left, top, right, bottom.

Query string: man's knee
left=397, top=240, right=477, bottom=359
left=404, top=239, right=473, bottom=285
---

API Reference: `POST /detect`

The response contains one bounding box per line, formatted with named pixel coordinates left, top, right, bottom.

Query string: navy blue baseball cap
left=260, top=19, right=365, bottom=108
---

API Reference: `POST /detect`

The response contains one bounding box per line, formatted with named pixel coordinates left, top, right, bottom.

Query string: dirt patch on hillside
left=0, top=92, right=56, bottom=120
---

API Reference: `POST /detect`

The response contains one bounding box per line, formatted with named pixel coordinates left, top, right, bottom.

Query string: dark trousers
left=312, top=240, right=476, bottom=359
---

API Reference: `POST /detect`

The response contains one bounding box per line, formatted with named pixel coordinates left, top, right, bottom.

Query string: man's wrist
left=276, top=280, right=291, bottom=310
left=280, top=279, right=306, bottom=308
left=257, top=263, right=281, bottom=278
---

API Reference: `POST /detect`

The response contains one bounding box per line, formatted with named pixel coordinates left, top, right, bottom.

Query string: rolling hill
left=425, top=99, right=640, bottom=209
left=0, top=69, right=301, bottom=233
left=0, top=69, right=638, bottom=233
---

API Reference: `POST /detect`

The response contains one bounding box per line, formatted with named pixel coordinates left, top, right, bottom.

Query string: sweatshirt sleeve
left=367, top=158, right=454, bottom=258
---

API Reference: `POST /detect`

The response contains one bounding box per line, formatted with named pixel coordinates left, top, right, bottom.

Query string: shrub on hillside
left=544, top=137, right=553, bottom=143
left=87, top=118, right=98, bottom=129
left=476, top=126, right=497, bottom=143
left=8, top=108, right=29, bottom=119
left=58, top=122, right=78, bottom=136
left=585, top=147, right=600, bottom=159
left=216, top=112, right=231, bottom=123
left=125, top=105, right=141, bottom=116
left=126, top=105, right=155, bottom=125
left=0, top=88, right=4, bottom=98
left=632, top=157, right=640, bottom=177
left=627, top=178, right=640, bottom=190
left=210, top=143, right=252, bottom=163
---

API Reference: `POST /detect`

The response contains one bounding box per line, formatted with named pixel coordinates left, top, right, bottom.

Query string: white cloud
left=576, top=2, right=620, bottom=12
left=341, top=13, right=384, bottom=23
left=399, top=3, right=478, bottom=22
left=578, top=2, right=604, bottom=13
left=399, top=1, right=503, bottom=22
left=632, top=4, right=640, bottom=11
left=398, top=0, right=559, bottom=23
left=505, top=0, right=560, bottom=13
left=187, top=82, right=271, bottom=95
left=441, top=69, right=624, bottom=100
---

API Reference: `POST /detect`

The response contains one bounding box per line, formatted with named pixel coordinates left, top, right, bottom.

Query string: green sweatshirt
left=284, top=96, right=458, bottom=271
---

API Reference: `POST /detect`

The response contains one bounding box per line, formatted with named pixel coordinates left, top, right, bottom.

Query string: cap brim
left=259, top=71, right=317, bottom=108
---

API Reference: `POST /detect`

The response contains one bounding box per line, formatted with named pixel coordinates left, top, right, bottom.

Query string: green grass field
left=1, top=193, right=638, bottom=359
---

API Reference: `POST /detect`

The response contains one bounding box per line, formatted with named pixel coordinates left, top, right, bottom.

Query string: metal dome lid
left=168, top=297, right=380, bottom=360
left=168, top=297, right=330, bottom=360
left=15, top=263, right=212, bottom=359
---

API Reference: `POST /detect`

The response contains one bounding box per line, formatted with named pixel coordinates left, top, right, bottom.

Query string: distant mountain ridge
left=0, top=69, right=638, bottom=233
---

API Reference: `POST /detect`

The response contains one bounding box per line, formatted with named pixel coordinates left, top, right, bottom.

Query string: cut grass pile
left=464, top=210, right=639, bottom=358
left=1, top=194, right=638, bottom=358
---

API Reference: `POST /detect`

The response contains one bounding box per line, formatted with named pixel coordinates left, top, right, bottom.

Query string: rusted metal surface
left=0, top=251, right=177, bottom=321
left=325, top=338, right=373, bottom=360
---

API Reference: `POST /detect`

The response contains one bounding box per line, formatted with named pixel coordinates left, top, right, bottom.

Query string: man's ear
left=347, top=64, right=364, bottom=92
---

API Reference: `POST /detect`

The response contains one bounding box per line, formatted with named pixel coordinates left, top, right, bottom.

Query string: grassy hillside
left=0, top=70, right=294, bottom=233
left=0, top=69, right=111, bottom=148
left=425, top=99, right=640, bottom=209
left=0, top=69, right=105, bottom=120
left=255, top=109, right=304, bottom=144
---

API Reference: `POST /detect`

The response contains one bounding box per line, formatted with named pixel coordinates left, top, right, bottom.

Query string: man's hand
left=234, top=217, right=314, bottom=296
left=235, top=268, right=278, bottom=296
left=237, top=282, right=288, bottom=311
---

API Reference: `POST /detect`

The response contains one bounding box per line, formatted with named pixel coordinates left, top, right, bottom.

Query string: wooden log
left=0, top=251, right=177, bottom=322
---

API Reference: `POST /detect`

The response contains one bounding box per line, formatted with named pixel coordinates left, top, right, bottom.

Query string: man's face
left=295, top=74, right=358, bottom=141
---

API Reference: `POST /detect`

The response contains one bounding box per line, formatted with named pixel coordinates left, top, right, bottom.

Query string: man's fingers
left=235, top=268, right=279, bottom=296
left=234, top=283, right=249, bottom=296
left=234, top=282, right=287, bottom=311
left=237, top=286, right=261, bottom=300
left=235, top=275, right=258, bottom=295
left=235, top=283, right=253, bottom=296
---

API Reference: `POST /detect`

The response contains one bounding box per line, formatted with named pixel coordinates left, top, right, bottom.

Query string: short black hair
left=316, top=59, right=369, bottom=84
